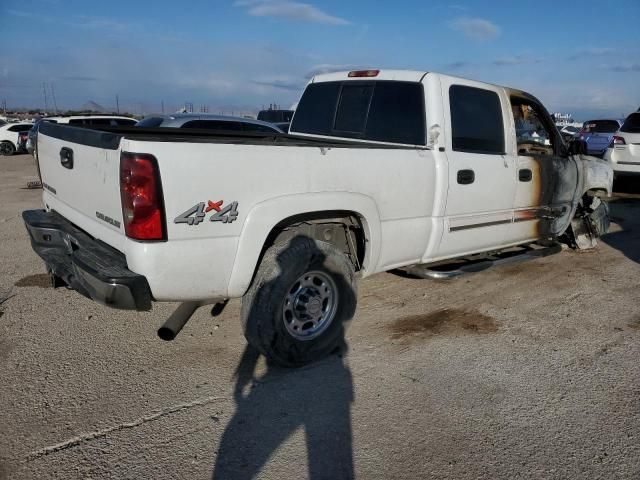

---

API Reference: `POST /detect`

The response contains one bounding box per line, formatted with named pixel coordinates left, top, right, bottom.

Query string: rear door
left=437, top=79, right=517, bottom=257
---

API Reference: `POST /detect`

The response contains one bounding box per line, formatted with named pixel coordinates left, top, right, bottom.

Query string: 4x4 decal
left=174, top=200, right=239, bottom=225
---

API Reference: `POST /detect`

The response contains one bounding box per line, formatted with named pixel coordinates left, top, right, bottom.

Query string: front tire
left=0, top=141, right=16, bottom=156
left=241, top=236, right=357, bottom=367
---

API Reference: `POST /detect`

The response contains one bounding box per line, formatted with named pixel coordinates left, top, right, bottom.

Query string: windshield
left=621, top=113, right=640, bottom=133
left=582, top=120, right=619, bottom=133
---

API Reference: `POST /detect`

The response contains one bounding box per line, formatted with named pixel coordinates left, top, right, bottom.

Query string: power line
left=50, top=83, right=58, bottom=113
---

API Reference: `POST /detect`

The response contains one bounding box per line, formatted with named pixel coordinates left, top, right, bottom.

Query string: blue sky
left=1, top=0, right=639, bottom=119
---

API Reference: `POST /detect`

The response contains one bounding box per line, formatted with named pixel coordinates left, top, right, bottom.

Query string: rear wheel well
left=261, top=211, right=366, bottom=272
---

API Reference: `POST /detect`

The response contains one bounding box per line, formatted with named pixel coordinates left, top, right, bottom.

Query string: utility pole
left=116, top=94, right=120, bottom=114
left=42, top=82, right=48, bottom=112
left=50, top=83, right=59, bottom=113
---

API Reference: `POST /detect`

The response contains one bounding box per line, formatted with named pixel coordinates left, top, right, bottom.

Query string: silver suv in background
left=135, top=113, right=284, bottom=133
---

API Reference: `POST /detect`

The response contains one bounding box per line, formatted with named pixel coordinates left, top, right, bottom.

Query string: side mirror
left=567, top=138, right=588, bottom=156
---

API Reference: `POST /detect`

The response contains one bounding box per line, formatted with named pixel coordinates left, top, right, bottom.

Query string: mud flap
left=569, top=198, right=610, bottom=250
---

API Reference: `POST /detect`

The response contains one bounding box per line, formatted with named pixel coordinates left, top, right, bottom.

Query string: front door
left=509, top=97, right=578, bottom=243
left=436, top=79, right=517, bottom=259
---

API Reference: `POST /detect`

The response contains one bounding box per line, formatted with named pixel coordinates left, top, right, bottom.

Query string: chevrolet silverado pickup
left=23, top=69, right=612, bottom=366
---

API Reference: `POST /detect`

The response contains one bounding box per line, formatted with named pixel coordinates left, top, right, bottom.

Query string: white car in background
left=26, top=115, right=138, bottom=156
left=604, top=112, right=640, bottom=176
left=0, top=122, right=34, bottom=155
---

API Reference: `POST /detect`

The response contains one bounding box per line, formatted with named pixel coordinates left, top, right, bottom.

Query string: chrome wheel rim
left=282, top=270, right=338, bottom=341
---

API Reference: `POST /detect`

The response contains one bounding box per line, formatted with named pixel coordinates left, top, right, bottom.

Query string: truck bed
left=38, top=121, right=422, bottom=150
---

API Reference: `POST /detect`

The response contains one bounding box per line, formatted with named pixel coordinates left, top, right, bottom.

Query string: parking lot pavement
left=1, top=154, right=639, bottom=479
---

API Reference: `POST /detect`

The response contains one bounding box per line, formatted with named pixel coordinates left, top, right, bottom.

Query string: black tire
left=241, top=236, right=357, bottom=367
left=0, top=141, right=16, bottom=156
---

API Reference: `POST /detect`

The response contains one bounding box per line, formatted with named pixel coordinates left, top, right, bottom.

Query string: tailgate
left=37, top=122, right=126, bottom=251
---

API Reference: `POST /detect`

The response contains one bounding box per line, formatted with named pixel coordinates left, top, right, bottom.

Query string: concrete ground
left=1, top=154, right=639, bottom=480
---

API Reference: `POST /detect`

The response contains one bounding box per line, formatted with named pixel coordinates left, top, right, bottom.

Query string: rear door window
left=621, top=113, right=640, bottom=133
left=582, top=120, right=620, bottom=133
left=449, top=85, right=505, bottom=154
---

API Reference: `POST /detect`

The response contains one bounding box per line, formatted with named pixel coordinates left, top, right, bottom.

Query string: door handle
left=60, top=147, right=74, bottom=169
left=519, top=168, right=532, bottom=182
left=457, top=169, right=475, bottom=185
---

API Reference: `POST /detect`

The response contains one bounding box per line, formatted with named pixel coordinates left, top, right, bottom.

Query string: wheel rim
left=282, top=270, right=338, bottom=341
left=0, top=143, right=13, bottom=155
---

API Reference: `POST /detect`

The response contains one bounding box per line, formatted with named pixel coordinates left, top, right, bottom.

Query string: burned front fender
left=578, top=155, right=613, bottom=197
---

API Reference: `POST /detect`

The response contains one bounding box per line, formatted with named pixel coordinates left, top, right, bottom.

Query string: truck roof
left=311, top=69, right=539, bottom=104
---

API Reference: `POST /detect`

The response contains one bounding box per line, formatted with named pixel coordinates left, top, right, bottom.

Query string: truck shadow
left=212, top=236, right=356, bottom=479
left=601, top=182, right=640, bottom=264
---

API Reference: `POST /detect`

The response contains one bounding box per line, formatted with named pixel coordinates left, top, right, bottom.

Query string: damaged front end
left=568, top=196, right=610, bottom=249
left=566, top=155, right=613, bottom=249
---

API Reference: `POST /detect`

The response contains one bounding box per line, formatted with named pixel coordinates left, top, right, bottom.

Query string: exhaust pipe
left=158, top=302, right=200, bottom=341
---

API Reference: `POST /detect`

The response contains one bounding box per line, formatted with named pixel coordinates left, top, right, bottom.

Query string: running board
left=401, top=243, right=563, bottom=279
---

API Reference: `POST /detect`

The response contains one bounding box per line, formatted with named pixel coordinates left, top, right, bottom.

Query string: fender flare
left=227, top=192, right=381, bottom=297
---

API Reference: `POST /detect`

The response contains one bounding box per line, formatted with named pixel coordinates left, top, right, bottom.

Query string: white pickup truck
left=23, top=69, right=612, bottom=366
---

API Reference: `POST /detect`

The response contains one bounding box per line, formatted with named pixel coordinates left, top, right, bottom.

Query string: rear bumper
left=22, top=209, right=152, bottom=311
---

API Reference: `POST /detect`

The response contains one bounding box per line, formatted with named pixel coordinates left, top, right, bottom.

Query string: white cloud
left=567, top=47, right=615, bottom=61
left=235, top=0, right=350, bottom=25
left=606, top=63, right=640, bottom=72
left=449, top=17, right=500, bottom=41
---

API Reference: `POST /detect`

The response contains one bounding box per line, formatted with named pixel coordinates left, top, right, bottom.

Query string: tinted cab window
left=291, top=81, right=426, bottom=145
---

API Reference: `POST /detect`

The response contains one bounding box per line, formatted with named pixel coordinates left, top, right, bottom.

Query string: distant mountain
left=80, top=101, right=109, bottom=113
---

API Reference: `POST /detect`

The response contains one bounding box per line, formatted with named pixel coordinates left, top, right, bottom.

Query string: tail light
left=120, top=152, right=166, bottom=241
left=611, top=135, right=626, bottom=146
left=348, top=69, right=379, bottom=78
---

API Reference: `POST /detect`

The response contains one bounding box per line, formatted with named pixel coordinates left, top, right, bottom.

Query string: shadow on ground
left=213, top=235, right=356, bottom=479
left=212, top=346, right=354, bottom=480
left=602, top=178, right=640, bottom=264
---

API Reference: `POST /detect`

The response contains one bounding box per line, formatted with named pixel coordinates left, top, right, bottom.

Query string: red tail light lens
left=612, top=135, right=626, bottom=146
left=348, top=69, right=379, bottom=78
left=120, top=152, right=166, bottom=241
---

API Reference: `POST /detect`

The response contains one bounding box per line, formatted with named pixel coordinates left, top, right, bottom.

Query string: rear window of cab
left=291, top=80, right=426, bottom=146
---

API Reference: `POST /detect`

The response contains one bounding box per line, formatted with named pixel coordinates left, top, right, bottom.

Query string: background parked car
left=135, top=113, right=284, bottom=133
left=26, top=115, right=138, bottom=156
left=603, top=112, right=640, bottom=176
left=0, top=122, right=34, bottom=156
left=256, top=109, right=294, bottom=132
left=578, top=119, right=623, bottom=157
left=557, top=125, right=580, bottom=142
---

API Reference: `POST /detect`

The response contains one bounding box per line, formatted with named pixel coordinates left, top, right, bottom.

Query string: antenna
left=161, top=100, right=164, bottom=114
left=116, top=94, right=120, bottom=114
left=42, top=83, right=49, bottom=112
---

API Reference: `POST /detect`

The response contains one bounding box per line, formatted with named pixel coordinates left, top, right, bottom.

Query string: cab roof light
left=348, top=70, right=380, bottom=78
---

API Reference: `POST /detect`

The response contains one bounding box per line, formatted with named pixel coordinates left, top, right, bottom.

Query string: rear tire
left=0, top=141, right=16, bottom=156
left=241, top=236, right=357, bottom=367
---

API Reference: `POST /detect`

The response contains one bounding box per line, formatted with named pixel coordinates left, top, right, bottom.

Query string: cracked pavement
left=1, top=155, right=639, bottom=479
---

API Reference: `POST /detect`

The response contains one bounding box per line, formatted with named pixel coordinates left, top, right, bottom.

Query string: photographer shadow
left=212, top=346, right=354, bottom=479
left=213, top=235, right=356, bottom=479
